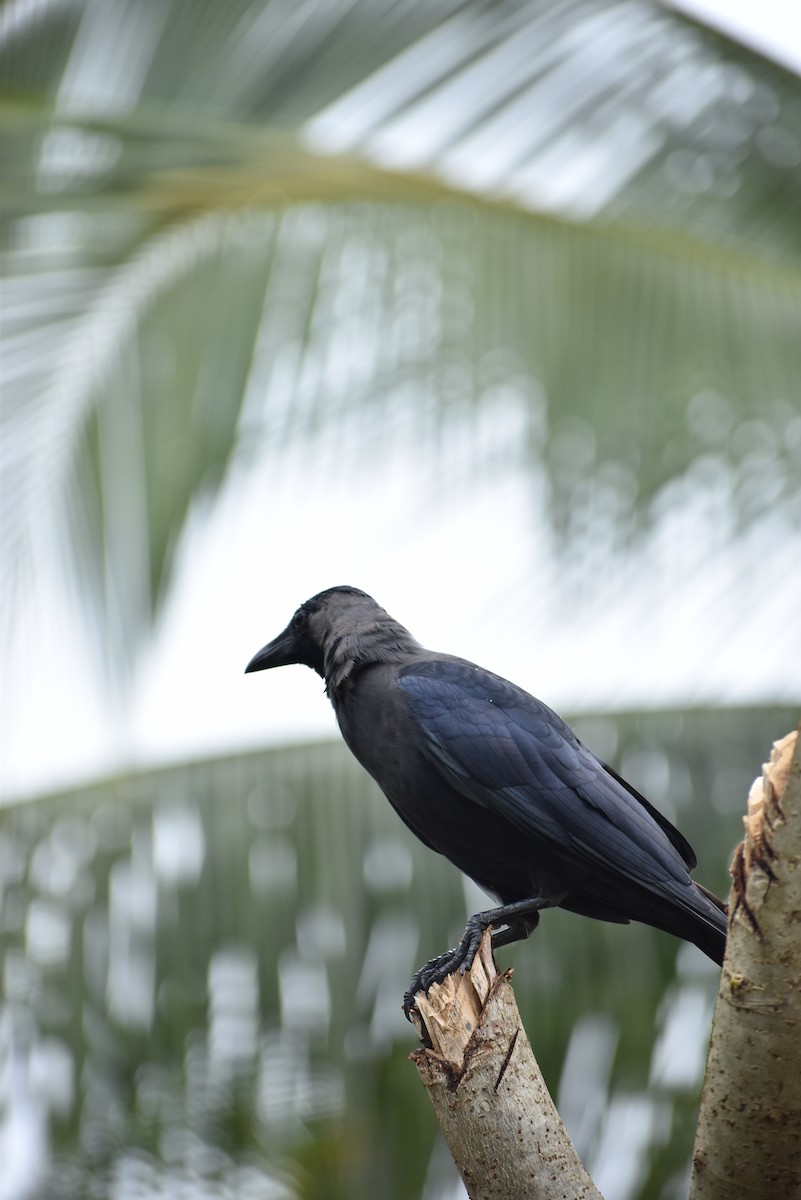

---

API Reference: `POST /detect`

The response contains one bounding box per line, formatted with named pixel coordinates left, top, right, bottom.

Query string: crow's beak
left=245, top=624, right=298, bottom=674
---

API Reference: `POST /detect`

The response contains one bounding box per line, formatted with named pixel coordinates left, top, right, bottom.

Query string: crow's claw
left=402, top=916, right=490, bottom=1019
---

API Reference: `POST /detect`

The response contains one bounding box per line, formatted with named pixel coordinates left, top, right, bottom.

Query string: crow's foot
left=403, top=896, right=559, bottom=1020
left=403, top=913, right=491, bottom=1019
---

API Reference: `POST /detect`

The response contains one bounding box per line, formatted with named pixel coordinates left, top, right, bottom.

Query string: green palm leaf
left=2, top=0, right=800, bottom=669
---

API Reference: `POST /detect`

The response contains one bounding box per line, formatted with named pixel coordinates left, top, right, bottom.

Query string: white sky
left=670, top=0, right=801, bottom=75
left=3, top=436, right=800, bottom=802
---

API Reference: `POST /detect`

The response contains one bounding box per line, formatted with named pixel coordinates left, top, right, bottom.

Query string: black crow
left=246, top=586, right=727, bottom=1015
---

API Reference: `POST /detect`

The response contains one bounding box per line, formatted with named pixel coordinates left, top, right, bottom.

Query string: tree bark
left=410, top=932, right=602, bottom=1200
left=691, top=725, right=801, bottom=1200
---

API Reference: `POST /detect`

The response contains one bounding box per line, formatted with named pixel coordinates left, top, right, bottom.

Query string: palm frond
left=2, top=0, right=800, bottom=674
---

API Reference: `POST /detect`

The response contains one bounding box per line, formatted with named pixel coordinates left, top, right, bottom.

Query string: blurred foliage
left=2, top=0, right=801, bottom=669
left=1, top=708, right=797, bottom=1199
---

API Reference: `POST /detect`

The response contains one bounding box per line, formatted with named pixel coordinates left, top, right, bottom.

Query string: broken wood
left=691, top=724, right=801, bottom=1200
left=410, top=930, right=602, bottom=1200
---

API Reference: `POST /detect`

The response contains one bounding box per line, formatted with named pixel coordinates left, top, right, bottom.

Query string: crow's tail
left=686, top=882, right=728, bottom=965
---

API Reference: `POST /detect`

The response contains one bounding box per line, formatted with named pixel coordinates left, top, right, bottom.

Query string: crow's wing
left=397, top=659, right=696, bottom=893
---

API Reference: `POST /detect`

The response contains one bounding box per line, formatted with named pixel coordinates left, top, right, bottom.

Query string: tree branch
left=409, top=932, right=603, bottom=1200
left=691, top=724, right=801, bottom=1200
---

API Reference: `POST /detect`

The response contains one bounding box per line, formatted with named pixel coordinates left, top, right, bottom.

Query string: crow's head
left=246, top=586, right=405, bottom=685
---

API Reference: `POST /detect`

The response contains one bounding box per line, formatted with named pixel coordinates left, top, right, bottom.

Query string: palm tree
left=1, top=3, right=800, bottom=1197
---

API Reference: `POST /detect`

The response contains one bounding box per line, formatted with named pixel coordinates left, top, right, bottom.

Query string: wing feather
left=398, top=660, right=696, bottom=895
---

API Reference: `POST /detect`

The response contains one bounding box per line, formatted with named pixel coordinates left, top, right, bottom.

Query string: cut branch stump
left=410, top=931, right=602, bottom=1200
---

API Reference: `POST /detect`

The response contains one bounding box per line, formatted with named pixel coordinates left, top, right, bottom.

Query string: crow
left=246, top=586, right=727, bottom=1015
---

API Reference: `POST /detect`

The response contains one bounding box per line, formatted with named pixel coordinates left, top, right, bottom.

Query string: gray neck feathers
left=323, top=613, right=422, bottom=692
